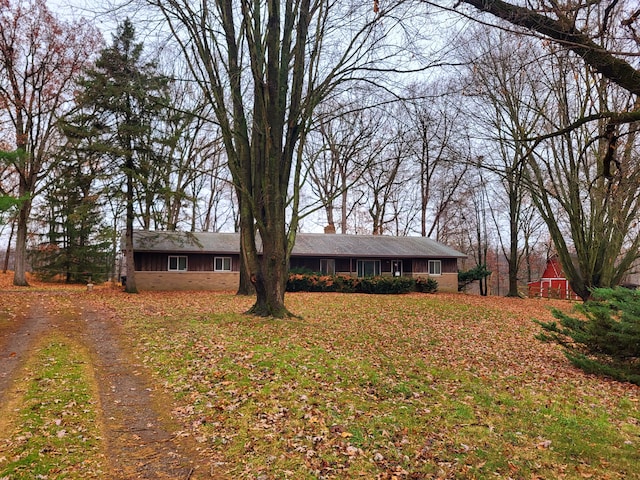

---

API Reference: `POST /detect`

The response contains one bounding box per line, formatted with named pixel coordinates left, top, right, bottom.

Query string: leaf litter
left=88, top=290, right=640, bottom=479
left=2, top=274, right=638, bottom=479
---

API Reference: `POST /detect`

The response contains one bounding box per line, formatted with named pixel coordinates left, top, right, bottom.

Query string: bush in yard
left=286, top=273, right=361, bottom=293
left=332, top=275, right=359, bottom=293
left=287, top=273, right=311, bottom=292
left=458, top=264, right=491, bottom=292
left=535, top=287, right=640, bottom=385
left=415, top=277, right=438, bottom=293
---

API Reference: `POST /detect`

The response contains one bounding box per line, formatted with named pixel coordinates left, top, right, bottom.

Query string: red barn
left=528, top=256, right=580, bottom=300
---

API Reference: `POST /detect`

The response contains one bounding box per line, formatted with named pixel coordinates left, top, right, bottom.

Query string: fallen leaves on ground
left=3, top=279, right=639, bottom=479
left=79, top=291, right=640, bottom=478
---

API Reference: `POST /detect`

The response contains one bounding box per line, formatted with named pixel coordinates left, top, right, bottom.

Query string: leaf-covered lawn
left=92, top=291, right=640, bottom=479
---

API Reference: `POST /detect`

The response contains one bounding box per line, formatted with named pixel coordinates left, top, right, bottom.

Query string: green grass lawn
left=0, top=335, right=103, bottom=479
left=95, top=291, right=640, bottom=479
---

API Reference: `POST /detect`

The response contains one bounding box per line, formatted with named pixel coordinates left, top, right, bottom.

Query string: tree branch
left=456, top=0, right=640, bottom=96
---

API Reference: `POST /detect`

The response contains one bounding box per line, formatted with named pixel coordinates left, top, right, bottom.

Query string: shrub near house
left=286, top=273, right=438, bottom=294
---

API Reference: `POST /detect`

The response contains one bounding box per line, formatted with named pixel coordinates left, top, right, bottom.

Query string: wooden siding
left=412, top=258, right=457, bottom=274
left=527, top=258, right=580, bottom=300
left=134, top=253, right=239, bottom=272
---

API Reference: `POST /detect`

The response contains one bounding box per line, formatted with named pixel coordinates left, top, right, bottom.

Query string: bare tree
left=305, top=97, right=380, bottom=234
left=527, top=50, right=640, bottom=300
left=451, top=0, right=640, bottom=101
left=152, top=99, right=221, bottom=232
left=187, top=133, right=235, bottom=233
left=361, top=131, right=407, bottom=235
left=520, top=201, right=547, bottom=284
left=401, top=85, right=470, bottom=239
left=462, top=158, right=492, bottom=296
left=439, top=0, right=640, bottom=297
left=461, top=29, right=547, bottom=296
left=0, top=0, right=100, bottom=285
left=144, top=0, right=426, bottom=316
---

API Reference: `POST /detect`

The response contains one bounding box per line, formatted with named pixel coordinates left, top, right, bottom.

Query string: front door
left=392, top=260, right=403, bottom=276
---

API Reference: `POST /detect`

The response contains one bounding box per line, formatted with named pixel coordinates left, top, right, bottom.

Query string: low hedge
left=286, top=273, right=438, bottom=294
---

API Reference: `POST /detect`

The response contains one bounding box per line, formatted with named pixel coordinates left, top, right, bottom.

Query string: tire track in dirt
left=1, top=293, right=221, bottom=479
left=77, top=301, right=210, bottom=479
left=0, top=295, right=48, bottom=406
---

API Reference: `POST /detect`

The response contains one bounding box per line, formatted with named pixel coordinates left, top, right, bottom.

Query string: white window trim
left=168, top=255, right=188, bottom=272
left=214, top=256, right=232, bottom=272
left=428, top=260, right=442, bottom=276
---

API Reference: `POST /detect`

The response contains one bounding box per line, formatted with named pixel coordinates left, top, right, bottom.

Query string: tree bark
left=12, top=199, right=30, bottom=286
left=124, top=160, right=138, bottom=294
left=3, top=218, right=15, bottom=274
left=246, top=226, right=290, bottom=317
left=150, top=0, right=408, bottom=316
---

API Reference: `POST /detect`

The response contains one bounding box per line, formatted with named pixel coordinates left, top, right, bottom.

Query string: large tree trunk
left=124, top=227, right=137, bottom=293
left=238, top=171, right=291, bottom=316
left=124, top=165, right=138, bottom=293
left=236, top=194, right=255, bottom=296
left=12, top=181, right=31, bottom=286
left=506, top=191, right=520, bottom=297
left=13, top=205, right=29, bottom=286
left=3, top=217, right=15, bottom=274
left=247, top=228, right=289, bottom=317
left=507, top=249, right=519, bottom=296
left=238, top=215, right=290, bottom=316
left=237, top=250, right=256, bottom=296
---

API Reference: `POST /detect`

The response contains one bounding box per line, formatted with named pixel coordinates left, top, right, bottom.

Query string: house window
left=428, top=260, right=441, bottom=275
left=215, top=257, right=232, bottom=271
left=357, top=260, right=381, bottom=277
left=168, top=255, right=187, bottom=271
left=320, top=259, right=335, bottom=275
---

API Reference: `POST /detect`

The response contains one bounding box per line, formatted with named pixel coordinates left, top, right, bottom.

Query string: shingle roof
left=131, top=230, right=466, bottom=259
left=132, top=230, right=240, bottom=254
left=291, top=233, right=465, bottom=258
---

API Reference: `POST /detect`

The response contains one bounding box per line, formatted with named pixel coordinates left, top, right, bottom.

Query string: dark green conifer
left=31, top=155, right=112, bottom=283
left=66, top=19, right=170, bottom=293
left=536, top=288, right=640, bottom=385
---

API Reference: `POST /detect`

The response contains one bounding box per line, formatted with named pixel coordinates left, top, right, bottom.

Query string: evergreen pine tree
left=31, top=156, right=112, bottom=283
left=536, top=287, right=640, bottom=385
left=457, top=264, right=492, bottom=292
left=67, top=19, right=170, bottom=293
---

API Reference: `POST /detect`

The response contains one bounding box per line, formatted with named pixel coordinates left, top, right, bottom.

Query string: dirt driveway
left=0, top=291, right=222, bottom=479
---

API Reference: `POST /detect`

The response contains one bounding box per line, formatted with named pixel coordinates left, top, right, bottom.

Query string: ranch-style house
left=124, top=230, right=466, bottom=292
